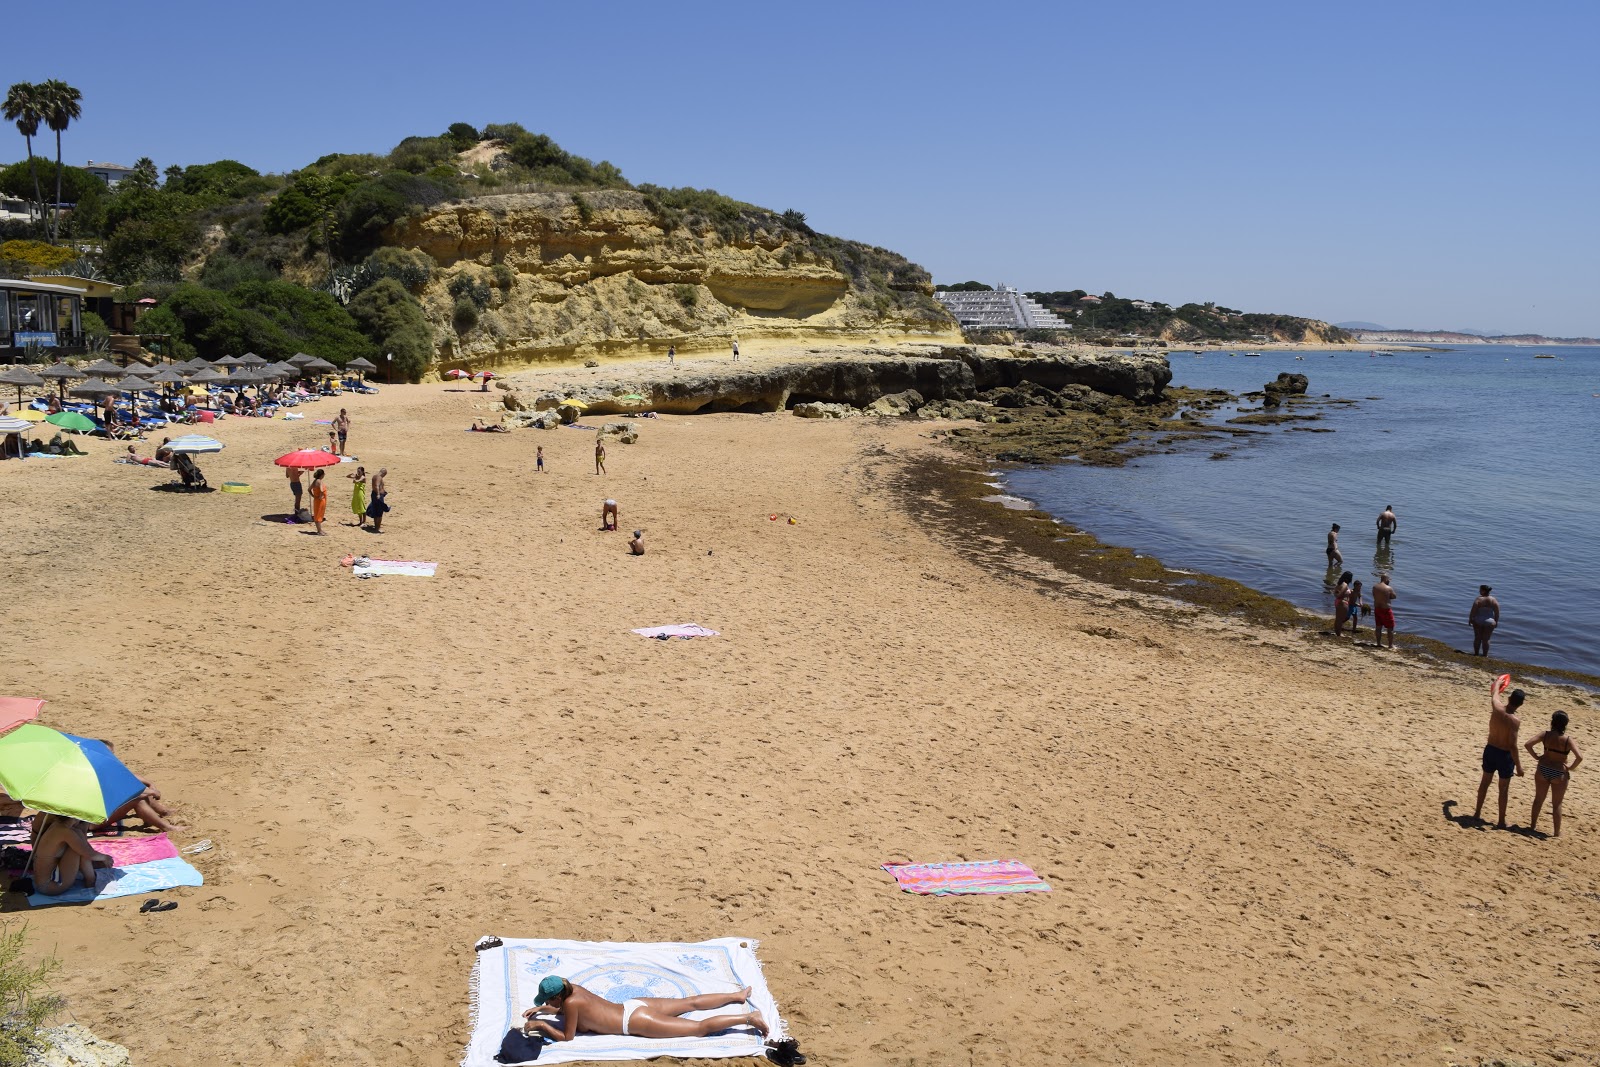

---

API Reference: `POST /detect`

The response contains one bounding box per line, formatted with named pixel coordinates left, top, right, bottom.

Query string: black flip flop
left=140, top=898, right=177, bottom=913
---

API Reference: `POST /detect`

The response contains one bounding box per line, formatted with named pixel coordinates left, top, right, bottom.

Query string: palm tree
left=37, top=79, right=82, bottom=243
left=2, top=82, right=46, bottom=229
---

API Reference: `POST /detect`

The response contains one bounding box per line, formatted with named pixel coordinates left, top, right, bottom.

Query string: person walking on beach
left=536, top=445, right=545, bottom=473
left=667, top=344, right=675, bottom=365
left=594, top=440, right=606, bottom=475
left=366, top=468, right=389, bottom=534
left=1525, top=711, right=1582, bottom=837
left=1470, top=585, right=1501, bottom=657
left=309, top=469, right=328, bottom=535
left=1372, top=573, right=1397, bottom=649
left=1376, top=505, right=1397, bottom=546
left=287, top=465, right=305, bottom=521
left=731, top=338, right=740, bottom=361
left=1473, top=678, right=1525, bottom=828
left=349, top=465, right=368, bottom=528
left=334, top=408, right=351, bottom=454
left=1326, top=523, right=1343, bottom=568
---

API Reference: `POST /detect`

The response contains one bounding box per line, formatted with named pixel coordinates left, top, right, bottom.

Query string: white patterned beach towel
left=352, top=559, right=437, bottom=577
left=463, top=937, right=782, bottom=1065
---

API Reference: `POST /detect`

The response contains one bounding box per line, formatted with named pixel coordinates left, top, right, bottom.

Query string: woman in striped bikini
left=1525, top=711, right=1583, bottom=837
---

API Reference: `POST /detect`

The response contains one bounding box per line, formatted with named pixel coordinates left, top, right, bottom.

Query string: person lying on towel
left=520, top=976, right=767, bottom=1042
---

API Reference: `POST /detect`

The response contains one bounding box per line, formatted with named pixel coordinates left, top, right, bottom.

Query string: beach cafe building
left=0, top=278, right=85, bottom=362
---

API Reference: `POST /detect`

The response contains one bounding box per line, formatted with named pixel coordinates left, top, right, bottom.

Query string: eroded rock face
left=385, top=191, right=959, bottom=370
left=500, top=347, right=1171, bottom=420
left=792, top=402, right=857, bottom=419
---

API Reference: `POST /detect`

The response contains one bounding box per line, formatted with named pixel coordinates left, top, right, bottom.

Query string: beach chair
left=172, top=453, right=208, bottom=492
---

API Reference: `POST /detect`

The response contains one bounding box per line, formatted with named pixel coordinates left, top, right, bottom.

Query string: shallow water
left=1006, top=345, right=1600, bottom=674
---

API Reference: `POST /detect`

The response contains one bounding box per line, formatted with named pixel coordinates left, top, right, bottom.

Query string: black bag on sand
left=495, top=1028, right=542, bottom=1063
left=766, top=1037, right=807, bottom=1066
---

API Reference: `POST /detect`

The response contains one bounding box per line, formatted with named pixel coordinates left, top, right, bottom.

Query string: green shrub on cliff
left=348, top=278, right=433, bottom=383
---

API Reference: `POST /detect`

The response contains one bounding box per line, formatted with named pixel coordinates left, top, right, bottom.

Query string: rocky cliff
left=498, top=345, right=1172, bottom=417
left=383, top=190, right=960, bottom=371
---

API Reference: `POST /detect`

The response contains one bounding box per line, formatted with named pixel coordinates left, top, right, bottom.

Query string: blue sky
left=7, top=0, right=1597, bottom=335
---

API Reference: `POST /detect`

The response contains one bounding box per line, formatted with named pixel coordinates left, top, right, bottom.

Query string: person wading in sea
left=1371, top=573, right=1397, bottom=649
left=1470, top=585, right=1501, bottom=657
left=1473, top=678, right=1525, bottom=828
left=1326, top=523, right=1343, bottom=569
left=1376, top=505, right=1397, bottom=546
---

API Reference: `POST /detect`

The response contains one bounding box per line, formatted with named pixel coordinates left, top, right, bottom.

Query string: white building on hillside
left=85, top=161, right=136, bottom=187
left=935, top=285, right=1071, bottom=330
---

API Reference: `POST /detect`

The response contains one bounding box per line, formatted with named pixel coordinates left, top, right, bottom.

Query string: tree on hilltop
left=2, top=83, right=46, bottom=232
left=37, top=79, right=82, bottom=242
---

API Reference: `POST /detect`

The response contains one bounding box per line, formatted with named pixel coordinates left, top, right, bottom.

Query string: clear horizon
left=5, top=0, right=1596, bottom=336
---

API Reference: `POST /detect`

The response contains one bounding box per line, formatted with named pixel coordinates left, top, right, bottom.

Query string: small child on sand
left=536, top=446, right=544, bottom=473
left=629, top=530, right=645, bottom=555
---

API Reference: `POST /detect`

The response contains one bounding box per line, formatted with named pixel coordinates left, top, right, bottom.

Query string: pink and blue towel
left=882, top=859, right=1051, bottom=895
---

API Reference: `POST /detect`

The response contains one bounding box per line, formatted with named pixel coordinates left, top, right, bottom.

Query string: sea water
left=1005, top=345, right=1600, bottom=675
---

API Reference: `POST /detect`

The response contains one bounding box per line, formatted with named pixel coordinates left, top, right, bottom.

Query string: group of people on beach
left=1472, top=678, right=1583, bottom=835
left=7, top=744, right=185, bottom=897
left=1324, top=507, right=1503, bottom=657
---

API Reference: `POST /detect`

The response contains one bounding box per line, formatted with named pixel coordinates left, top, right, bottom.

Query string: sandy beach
left=1, top=350, right=1594, bottom=1067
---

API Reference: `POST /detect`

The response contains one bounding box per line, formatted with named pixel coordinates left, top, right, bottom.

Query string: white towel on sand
left=464, top=937, right=781, bottom=1065
left=352, top=559, right=436, bottom=577
left=630, top=623, right=720, bottom=639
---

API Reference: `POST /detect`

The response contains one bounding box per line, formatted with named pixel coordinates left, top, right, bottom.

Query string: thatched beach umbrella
left=149, top=366, right=188, bottom=387
left=190, top=368, right=228, bottom=386
left=69, top=377, right=120, bottom=400
left=39, top=361, right=83, bottom=402
left=118, top=375, right=156, bottom=425
left=0, top=366, right=46, bottom=409
left=346, top=357, right=376, bottom=373
left=264, top=361, right=297, bottom=379
left=213, top=355, right=241, bottom=367
left=288, top=352, right=316, bottom=367
left=81, top=358, right=123, bottom=378
left=238, top=352, right=269, bottom=367
left=304, top=358, right=337, bottom=375
left=121, top=361, right=151, bottom=378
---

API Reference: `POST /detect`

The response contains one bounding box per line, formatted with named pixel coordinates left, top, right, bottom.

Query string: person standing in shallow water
left=1473, top=679, right=1525, bottom=828
left=1376, top=505, right=1397, bottom=546
left=1525, top=710, right=1582, bottom=837
left=1331, top=571, right=1353, bottom=635
left=1470, top=585, right=1501, bottom=656
left=1326, top=523, right=1343, bottom=568
left=1371, top=573, right=1397, bottom=649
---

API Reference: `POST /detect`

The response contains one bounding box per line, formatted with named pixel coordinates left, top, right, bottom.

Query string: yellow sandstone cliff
left=383, top=189, right=960, bottom=371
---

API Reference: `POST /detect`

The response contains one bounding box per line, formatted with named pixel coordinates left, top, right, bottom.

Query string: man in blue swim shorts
left=1473, top=678, right=1525, bottom=828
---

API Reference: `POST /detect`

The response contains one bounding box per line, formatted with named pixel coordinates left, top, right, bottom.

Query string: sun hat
left=533, top=975, right=566, bottom=1006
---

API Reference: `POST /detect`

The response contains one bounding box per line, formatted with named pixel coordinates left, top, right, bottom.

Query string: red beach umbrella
left=445, top=369, right=471, bottom=380
left=274, top=449, right=341, bottom=469
left=0, top=697, right=44, bottom=736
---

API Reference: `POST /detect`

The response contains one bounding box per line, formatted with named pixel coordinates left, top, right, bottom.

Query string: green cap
left=533, top=976, right=566, bottom=1006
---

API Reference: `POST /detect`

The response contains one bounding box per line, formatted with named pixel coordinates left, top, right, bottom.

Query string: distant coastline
left=1349, top=328, right=1600, bottom=345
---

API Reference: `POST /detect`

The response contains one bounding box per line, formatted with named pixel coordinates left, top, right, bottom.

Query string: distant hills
left=1342, top=326, right=1600, bottom=345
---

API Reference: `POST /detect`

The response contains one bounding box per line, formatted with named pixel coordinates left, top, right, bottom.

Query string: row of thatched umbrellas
left=0, top=352, right=377, bottom=407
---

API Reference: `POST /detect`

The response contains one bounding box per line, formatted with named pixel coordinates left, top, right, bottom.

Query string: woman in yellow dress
left=349, top=465, right=367, bottom=528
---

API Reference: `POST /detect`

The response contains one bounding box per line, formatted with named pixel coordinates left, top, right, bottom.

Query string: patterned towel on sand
left=28, top=856, right=202, bottom=907
left=630, top=624, right=720, bottom=639
left=352, top=559, right=436, bottom=577
left=15, top=833, right=176, bottom=869
left=0, top=817, right=31, bottom=846
left=464, top=937, right=783, bottom=1065
left=882, top=859, right=1051, bottom=895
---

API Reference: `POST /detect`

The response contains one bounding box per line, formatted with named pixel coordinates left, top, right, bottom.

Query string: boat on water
left=1242, top=351, right=1261, bottom=357
left=1533, top=353, right=1556, bottom=359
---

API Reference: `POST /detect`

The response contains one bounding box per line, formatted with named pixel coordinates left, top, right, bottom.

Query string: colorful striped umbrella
left=166, top=434, right=224, bottom=454
left=0, top=724, right=145, bottom=823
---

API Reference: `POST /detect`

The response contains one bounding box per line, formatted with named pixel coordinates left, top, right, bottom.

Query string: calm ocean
left=1005, top=345, right=1600, bottom=675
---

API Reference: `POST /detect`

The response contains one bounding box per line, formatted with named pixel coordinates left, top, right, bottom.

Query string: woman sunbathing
left=31, top=814, right=113, bottom=895
left=521, top=976, right=767, bottom=1042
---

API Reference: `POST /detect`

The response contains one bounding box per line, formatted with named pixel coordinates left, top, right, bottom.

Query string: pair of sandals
left=766, top=1038, right=807, bottom=1065
left=140, top=898, right=177, bottom=913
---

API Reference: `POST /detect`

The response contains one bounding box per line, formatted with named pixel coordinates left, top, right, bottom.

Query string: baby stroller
left=172, top=453, right=208, bottom=492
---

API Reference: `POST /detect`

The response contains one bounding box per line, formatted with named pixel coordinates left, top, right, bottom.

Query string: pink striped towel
left=882, top=859, right=1051, bottom=895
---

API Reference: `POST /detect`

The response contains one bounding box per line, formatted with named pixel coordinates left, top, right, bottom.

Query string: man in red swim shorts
left=1371, top=572, right=1397, bottom=649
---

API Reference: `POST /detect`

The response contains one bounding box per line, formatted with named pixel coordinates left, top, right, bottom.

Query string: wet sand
left=0, top=365, right=1594, bottom=1066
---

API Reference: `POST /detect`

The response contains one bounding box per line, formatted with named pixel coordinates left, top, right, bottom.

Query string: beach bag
left=495, top=1028, right=543, bottom=1063
left=296, top=507, right=311, bottom=523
